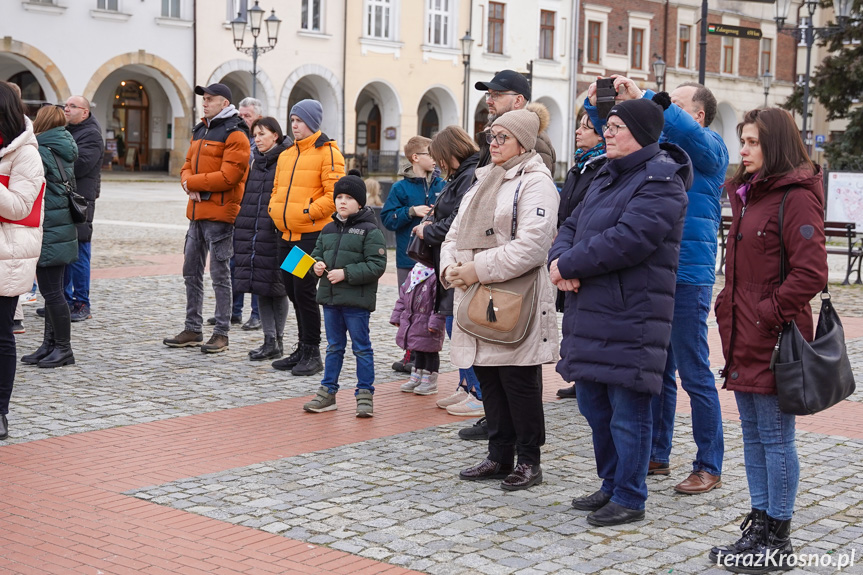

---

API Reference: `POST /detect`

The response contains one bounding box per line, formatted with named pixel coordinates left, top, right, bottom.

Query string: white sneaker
left=446, top=396, right=485, bottom=417
left=400, top=369, right=424, bottom=392
left=413, top=371, right=438, bottom=395
left=436, top=388, right=468, bottom=409
left=20, top=291, right=37, bottom=305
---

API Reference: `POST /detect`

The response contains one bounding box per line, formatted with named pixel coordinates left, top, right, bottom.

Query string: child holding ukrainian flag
left=297, top=175, right=387, bottom=417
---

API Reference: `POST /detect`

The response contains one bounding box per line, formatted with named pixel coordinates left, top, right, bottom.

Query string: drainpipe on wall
left=568, top=0, right=580, bottom=163
left=192, top=0, right=197, bottom=123
left=343, top=0, right=348, bottom=153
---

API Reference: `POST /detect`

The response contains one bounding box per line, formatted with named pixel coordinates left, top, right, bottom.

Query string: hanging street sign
left=707, top=24, right=763, bottom=39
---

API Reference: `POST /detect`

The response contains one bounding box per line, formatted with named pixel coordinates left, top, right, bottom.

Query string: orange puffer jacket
left=269, top=131, right=344, bottom=241
left=180, top=112, right=250, bottom=223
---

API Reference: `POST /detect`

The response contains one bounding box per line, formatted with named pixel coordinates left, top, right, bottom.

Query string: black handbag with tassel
left=770, top=190, right=856, bottom=415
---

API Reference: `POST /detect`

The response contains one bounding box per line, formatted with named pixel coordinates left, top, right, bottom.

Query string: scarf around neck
left=456, top=151, right=536, bottom=251
left=575, top=142, right=606, bottom=172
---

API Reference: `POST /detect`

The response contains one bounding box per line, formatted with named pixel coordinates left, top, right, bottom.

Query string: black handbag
left=407, top=212, right=435, bottom=267
left=49, top=147, right=87, bottom=224
left=770, top=190, right=856, bottom=415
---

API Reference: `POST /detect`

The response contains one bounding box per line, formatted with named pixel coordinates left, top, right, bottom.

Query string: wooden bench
left=717, top=217, right=863, bottom=285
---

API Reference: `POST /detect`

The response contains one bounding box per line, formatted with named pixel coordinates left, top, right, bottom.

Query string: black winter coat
left=549, top=143, right=691, bottom=395
left=311, top=207, right=387, bottom=312
left=422, top=153, right=479, bottom=315
left=66, top=115, right=104, bottom=243
left=36, top=127, right=79, bottom=267
left=557, top=155, right=607, bottom=228
left=233, top=142, right=288, bottom=297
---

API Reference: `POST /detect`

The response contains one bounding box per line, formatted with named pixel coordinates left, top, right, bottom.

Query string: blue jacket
left=380, top=165, right=445, bottom=269
left=585, top=92, right=728, bottom=285
left=549, top=143, right=691, bottom=395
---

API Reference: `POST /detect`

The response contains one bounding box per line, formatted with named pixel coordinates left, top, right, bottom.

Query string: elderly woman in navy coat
left=549, top=98, right=691, bottom=527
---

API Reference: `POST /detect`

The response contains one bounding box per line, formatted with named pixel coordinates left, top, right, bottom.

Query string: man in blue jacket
left=585, top=77, right=728, bottom=495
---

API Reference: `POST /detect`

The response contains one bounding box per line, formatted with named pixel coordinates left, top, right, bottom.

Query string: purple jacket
left=390, top=275, right=445, bottom=352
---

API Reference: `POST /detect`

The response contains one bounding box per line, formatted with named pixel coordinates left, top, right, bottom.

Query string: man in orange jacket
left=163, top=83, right=250, bottom=353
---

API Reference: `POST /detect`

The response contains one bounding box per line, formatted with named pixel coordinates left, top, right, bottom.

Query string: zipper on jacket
left=190, top=124, right=210, bottom=221
left=328, top=220, right=347, bottom=301
left=282, top=148, right=301, bottom=241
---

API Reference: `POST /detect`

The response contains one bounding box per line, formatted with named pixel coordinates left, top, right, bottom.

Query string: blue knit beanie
left=290, top=99, right=323, bottom=133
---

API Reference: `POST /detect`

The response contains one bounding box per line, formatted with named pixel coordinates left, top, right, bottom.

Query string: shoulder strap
left=510, top=167, right=527, bottom=240
left=47, top=147, right=71, bottom=187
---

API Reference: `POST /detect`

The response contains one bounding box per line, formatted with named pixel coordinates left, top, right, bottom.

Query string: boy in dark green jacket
left=306, top=176, right=387, bottom=417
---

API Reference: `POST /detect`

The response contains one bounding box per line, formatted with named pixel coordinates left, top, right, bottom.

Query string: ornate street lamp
left=652, top=56, right=667, bottom=92
left=774, top=0, right=856, bottom=155
left=460, top=31, right=474, bottom=131
left=231, top=1, right=281, bottom=100
left=761, top=71, right=773, bottom=108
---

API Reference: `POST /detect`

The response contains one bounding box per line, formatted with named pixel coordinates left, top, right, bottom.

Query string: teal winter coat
left=36, top=127, right=79, bottom=267
left=311, top=206, right=387, bottom=312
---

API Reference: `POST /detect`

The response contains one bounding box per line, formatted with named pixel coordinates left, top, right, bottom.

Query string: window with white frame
left=630, top=28, right=645, bottom=69
left=227, top=0, right=247, bottom=21
left=760, top=38, right=772, bottom=75
left=366, top=0, right=395, bottom=40
left=488, top=2, right=505, bottom=54
left=539, top=10, right=555, bottom=60
left=426, top=0, right=453, bottom=46
left=98, top=0, right=118, bottom=10
left=162, top=0, right=180, bottom=18
left=678, top=25, right=691, bottom=68
left=302, top=0, right=322, bottom=31
left=722, top=36, right=735, bottom=74
left=587, top=20, right=602, bottom=64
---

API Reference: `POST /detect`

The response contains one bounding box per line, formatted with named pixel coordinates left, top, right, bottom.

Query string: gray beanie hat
left=491, top=109, right=540, bottom=151
left=290, top=99, right=323, bottom=133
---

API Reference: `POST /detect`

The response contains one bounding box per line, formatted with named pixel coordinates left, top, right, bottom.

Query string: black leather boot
left=249, top=335, right=282, bottom=361
left=276, top=335, right=284, bottom=355
left=710, top=509, right=767, bottom=563
left=291, top=343, right=323, bottom=376
left=723, top=515, right=794, bottom=574
left=22, top=316, right=54, bottom=365
left=38, top=304, right=75, bottom=368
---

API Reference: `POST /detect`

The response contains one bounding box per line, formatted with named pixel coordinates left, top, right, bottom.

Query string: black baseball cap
left=194, top=83, right=232, bottom=103
left=475, top=70, right=531, bottom=101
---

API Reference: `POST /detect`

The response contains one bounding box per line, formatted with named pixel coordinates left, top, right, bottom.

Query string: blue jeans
left=64, top=241, right=92, bottom=307
left=577, top=381, right=653, bottom=510
left=650, top=284, right=724, bottom=476
left=735, top=392, right=798, bottom=520
left=183, top=220, right=234, bottom=336
left=445, top=315, right=482, bottom=399
left=321, top=305, right=374, bottom=395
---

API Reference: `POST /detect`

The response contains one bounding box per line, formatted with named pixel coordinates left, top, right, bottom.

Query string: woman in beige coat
left=0, top=83, right=45, bottom=440
left=440, top=107, right=559, bottom=490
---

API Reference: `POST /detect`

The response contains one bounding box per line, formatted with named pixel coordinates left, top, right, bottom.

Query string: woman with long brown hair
left=21, top=104, right=79, bottom=368
left=711, top=108, right=828, bottom=572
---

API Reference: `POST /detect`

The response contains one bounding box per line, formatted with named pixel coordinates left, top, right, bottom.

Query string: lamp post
left=460, top=31, right=474, bottom=132
left=231, top=1, right=281, bottom=100
left=652, top=56, right=667, bottom=92
left=774, top=0, right=854, bottom=155
left=761, top=71, right=773, bottom=108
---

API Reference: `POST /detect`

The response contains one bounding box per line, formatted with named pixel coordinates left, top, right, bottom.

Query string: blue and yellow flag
left=281, top=245, right=317, bottom=278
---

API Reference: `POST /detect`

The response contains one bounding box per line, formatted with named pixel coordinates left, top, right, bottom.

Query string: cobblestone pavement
left=3, top=177, right=863, bottom=575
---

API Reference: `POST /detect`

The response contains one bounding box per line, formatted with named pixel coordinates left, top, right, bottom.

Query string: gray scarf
left=456, top=151, right=536, bottom=251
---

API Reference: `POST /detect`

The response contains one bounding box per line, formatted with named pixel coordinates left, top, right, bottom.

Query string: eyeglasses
left=485, top=131, right=512, bottom=146
left=414, top=152, right=430, bottom=156
left=40, top=103, right=65, bottom=110
left=64, top=103, right=85, bottom=110
left=484, top=91, right=518, bottom=101
left=602, top=122, right=628, bottom=136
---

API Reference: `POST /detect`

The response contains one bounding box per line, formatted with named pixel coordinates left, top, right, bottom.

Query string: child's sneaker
left=413, top=371, right=438, bottom=395
left=356, top=390, right=374, bottom=418
left=303, top=386, right=337, bottom=413
left=436, top=388, right=468, bottom=409
left=446, top=395, right=485, bottom=417
left=400, top=368, right=424, bottom=392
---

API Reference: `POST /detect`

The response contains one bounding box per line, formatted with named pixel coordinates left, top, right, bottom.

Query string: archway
left=417, top=86, right=460, bottom=138
left=714, top=102, right=740, bottom=166
left=354, top=81, right=402, bottom=174
left=111, top=80, right=150, bottom=171
left=473, top=100, right=489, bottom=147
left=535, top=96, right=564, bottom=177
left=283, top=71, right=341, bottom=142
left=84, top=53, right=192, bottom=175
left=207, top=60, right=277, bottom=116
left=0, top=39, right=70, bottom=117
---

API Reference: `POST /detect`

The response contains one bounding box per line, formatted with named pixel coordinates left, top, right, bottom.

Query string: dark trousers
left=474, top=364, right=545, bottom=466
left=37, top=265, right=67, bottom=307
left=412, top=350, right=439, bottom=372
left=278, top=234, right=321, bottom=347
left=0, top=295, right=17, bottom=415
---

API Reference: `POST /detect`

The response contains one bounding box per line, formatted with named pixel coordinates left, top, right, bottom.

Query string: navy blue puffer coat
left=549, top=142, right=692, bottom=395
left=233, top=142, right=288, bottom=297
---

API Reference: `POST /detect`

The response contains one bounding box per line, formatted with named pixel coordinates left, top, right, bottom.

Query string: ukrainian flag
left=281, top=245, right=317, bottom=278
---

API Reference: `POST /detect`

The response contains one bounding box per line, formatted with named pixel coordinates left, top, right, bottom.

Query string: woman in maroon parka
left=711, top=108, right=827, bottom=573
